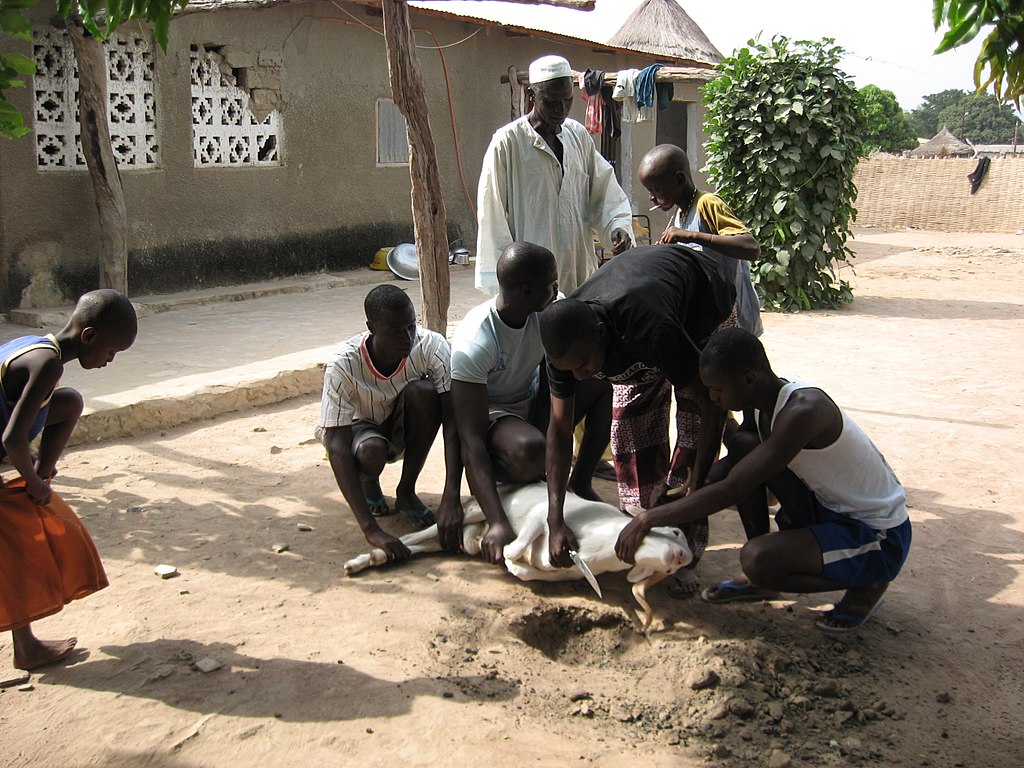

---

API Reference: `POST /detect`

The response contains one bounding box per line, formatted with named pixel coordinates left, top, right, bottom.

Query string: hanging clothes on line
left=635, top=63, right=664, bottom=122
left=612, top=69, right=640, bottom=124
left=582, top=69, right=605, bottom=135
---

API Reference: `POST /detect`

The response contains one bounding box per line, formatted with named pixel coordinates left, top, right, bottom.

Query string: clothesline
left=500, top=66, right=717, bottom=86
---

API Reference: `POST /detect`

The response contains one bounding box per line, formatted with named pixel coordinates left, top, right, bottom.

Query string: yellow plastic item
left=370, top=247, right=393, bottom=271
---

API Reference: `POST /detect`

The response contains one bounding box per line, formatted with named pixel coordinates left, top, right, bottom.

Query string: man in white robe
left=475, top=55, right=634, bottom=296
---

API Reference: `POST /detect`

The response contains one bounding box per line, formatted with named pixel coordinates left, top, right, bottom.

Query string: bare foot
left=12, top=626, right=78, bottom=670
left=568, top=475, right=603, bottom=503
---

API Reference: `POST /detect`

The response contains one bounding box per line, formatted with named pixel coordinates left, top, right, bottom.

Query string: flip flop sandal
left=366, top=497, right=392, bottom=517
left=700, top=579, right=775, bottom=604
left=814, top=598, right=886, bottom=635
left=399, top=505, right=435, bottom=529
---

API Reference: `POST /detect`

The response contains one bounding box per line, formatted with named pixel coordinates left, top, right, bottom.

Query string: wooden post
left=508, top=65, right=523, bottom=120
left=66, top=22, right=128, bottom=295
left=381, top=0, right=449, bottom=335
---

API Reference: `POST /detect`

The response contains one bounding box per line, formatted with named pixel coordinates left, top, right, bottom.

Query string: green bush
left=702, top=37, right=863, bottom=312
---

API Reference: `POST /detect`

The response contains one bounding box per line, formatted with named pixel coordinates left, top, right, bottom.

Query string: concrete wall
left=854, top=155, right=1024, bottom=232
left=0, top=1, right=711, bottom=308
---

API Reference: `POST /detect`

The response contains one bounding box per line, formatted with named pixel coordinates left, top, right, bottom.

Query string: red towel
left=0, top=479, right=107, bottom=632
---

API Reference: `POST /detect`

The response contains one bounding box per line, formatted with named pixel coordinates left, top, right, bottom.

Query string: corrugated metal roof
left=180, top=0, right=718, bottom=69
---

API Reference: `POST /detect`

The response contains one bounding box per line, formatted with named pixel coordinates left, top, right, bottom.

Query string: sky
left=410, top=0, right=986, bottom=110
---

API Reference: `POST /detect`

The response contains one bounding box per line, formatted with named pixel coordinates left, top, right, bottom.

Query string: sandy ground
left=1, top=229, right=1022, bottom=767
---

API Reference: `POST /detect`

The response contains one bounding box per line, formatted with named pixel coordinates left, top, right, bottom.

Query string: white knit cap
left=528, top=55, right=572, bottom=85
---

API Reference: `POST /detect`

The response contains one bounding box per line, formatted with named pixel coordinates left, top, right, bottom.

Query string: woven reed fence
left=854, top=155, right=1024, bottom=232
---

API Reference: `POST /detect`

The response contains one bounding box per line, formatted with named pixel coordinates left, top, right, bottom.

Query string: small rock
left=365, top=727, right=374, bottom=734
left=862, top=708, right=879, bottom=721
left=578, top=702, right=594, bottom=718
left=569, top=691, right=592, bottom=702
left=297, top=523, right=314, bottom=532
left=687, top=667, right=720, bottom=691
left=812, top=680, right=841, bottom=698
left=442, top=691, right=454, bottom=699
left=767, top=702, right=785, bottom=721
left=936, top=691, right=953, bottom=704
left=193, top=657, right=223, bottom=673
left=834, top=710, right=855, bottom=726
left=178, top=589, right=190, bottom=595
left=790, top=694, right=811, bottom=707
left=17, top=683, right=35, bottom=692
left=253, top=426, right=267, bottom=432
left=269, top=446, right=283, bottom=455
left=0, top=672, right=31, bottom=689
left=885, top=621, right=903, bottom=635
left=154, top=564, right=179, bottom=579
left=767, top=749, right=792, bottom=768
left=271, top=543, right=290, bottom=553
left=729, top=698, right=755, bottom=718
left=710, top=702, right=731, bottom=720
left=712, top=743, right=731, bottom=758
left=127, top=506, right=146, bottom=513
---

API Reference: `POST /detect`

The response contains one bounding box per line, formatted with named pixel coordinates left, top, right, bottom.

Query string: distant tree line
left=858, top=85, right=1022, bottom=153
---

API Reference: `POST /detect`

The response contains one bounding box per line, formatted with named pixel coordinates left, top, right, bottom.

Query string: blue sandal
left=814, top=598, right=886, bottom=635
left=700, top=579, right=776, bottom=604
left=399, top=505, right=435, bottom=529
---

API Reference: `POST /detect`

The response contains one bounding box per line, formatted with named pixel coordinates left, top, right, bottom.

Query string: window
left=190, top=45, right=281, bottom=167
left=376, top=98, right=409, bottom=166
left=33, top=28, right=160, bottom=170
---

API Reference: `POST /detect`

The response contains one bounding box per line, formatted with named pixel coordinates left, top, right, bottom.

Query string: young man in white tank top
left=614, top=328, right=911, bottom=634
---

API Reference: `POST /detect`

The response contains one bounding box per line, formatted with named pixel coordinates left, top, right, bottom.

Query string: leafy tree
left=703, top=36, right=862, bottom=312
left=858, top=84, right=918, bottom=153
left=936, top=90, right=1024, bottom=143
left=1, top=0, right=188, bottom=139
left=933, top=0, right=1024, bottom=108
left=907, top=88, right=970, bottom=138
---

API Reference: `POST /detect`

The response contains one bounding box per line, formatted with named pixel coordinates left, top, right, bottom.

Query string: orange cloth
left=0, top=479, right=107, bottom=632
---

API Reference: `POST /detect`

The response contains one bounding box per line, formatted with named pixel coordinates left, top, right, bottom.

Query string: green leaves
left=703, top=35, right=861, bottom=313
left=857, top=84, right=918, bottom=153
left=1, top=0, right=35, bottom=140
left=933, top=0, right=1024, bottom=108
left=1, top=0, right=191, bottom=140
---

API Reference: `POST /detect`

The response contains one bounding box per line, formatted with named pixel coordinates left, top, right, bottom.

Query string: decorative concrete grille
left=190, top=45, right=281, bottom=167
left=33, top=28, right=159, bottom=170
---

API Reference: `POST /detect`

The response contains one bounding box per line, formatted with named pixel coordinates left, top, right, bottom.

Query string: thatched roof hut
left=607, top=0, right=722, bottom=66
left=910, top=126, right=975, bottom=158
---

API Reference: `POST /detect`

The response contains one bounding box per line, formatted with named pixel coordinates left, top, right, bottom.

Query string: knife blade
left=569, top=549, right=602, bottom=598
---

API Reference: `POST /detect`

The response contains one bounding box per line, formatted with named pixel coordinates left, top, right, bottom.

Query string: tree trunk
left=381, top=0, right=449, bottom=335
left=66, top=22, right=128, bottom=295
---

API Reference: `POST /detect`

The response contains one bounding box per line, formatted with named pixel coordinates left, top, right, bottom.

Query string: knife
left=569, top=549, right=602, bottom=598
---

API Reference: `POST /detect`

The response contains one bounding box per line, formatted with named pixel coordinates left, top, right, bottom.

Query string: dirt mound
left=424, top=598, right=916, bottom=766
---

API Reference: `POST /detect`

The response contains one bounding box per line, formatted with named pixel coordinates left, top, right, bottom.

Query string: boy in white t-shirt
left=317, top=285, right=462, bottom=562
left=451, top=242, right=611, bottom=564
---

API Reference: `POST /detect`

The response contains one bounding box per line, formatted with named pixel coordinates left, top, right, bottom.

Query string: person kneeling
left=615, top=328, right=911, bottom=634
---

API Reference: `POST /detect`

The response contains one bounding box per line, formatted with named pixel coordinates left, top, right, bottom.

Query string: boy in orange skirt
left=0, top=290, right=137, bottom=669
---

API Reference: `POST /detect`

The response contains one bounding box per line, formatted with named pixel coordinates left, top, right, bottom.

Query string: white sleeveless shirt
left=756, top=380, right=908, bottom=531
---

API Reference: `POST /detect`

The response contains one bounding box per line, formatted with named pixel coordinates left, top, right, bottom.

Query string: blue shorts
left=776, top=495, right=911, bottom=587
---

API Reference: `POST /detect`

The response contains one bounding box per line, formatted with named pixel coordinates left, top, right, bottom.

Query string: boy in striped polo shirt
left=317, top=285, right=462, bottom=562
